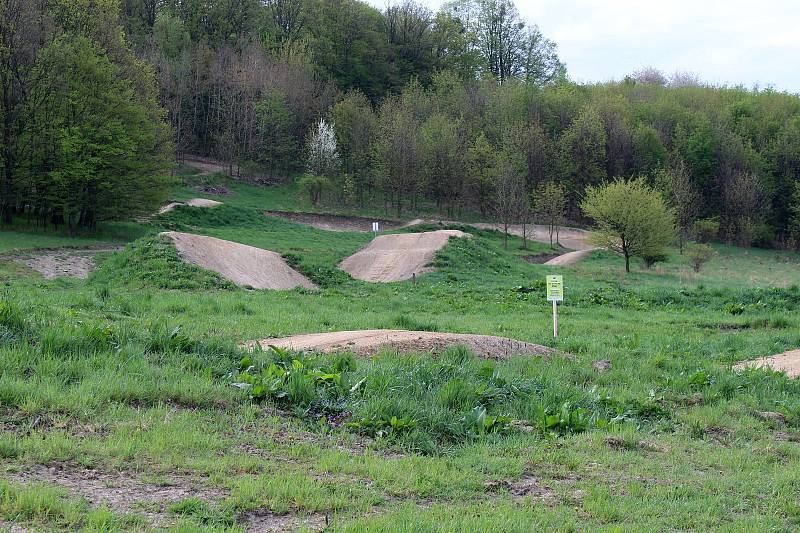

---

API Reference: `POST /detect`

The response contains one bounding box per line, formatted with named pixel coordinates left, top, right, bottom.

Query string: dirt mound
left=265, top=211, right=406, bottom=232
left=7, top=246, right=121, bottom=279
left=734, top=349, right=800, bottom=378
left=543, top=248, right=597, bottom=266
left=339, top=230, right=468, bottom=282
left=159, top=198, right=222, bottom=214
left=249, top=329, right=553, bottom=359
left=162, top=231, right=316, bottom=290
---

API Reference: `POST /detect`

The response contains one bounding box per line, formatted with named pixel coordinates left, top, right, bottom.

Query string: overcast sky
left=366, top=0, right=800, bottom=93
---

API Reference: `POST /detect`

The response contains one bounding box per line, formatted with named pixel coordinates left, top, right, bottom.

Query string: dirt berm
left=339, top=230, right=468, bottom=282
left=250, top=329, right=553, bottom=359
left=159, top=198, right=222, bottom=214
left=162, top=231, right=316, bottom=290
left=734, top=349, right=800, bottom=378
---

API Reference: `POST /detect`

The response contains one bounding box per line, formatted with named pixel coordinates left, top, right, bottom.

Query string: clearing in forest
left=249, top=329, right=554, bottom=359
left=339, top=229, right=469, bottom=282
left=161, top=231, right=316, bottom=290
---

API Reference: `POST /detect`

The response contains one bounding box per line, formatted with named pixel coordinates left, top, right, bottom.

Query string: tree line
left=3, top=0, right=800, bottom=249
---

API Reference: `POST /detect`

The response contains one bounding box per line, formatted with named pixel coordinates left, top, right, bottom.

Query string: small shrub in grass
left=642, top=251, right=669, bottom=269
left=692, top=217, right=720, bottom=243
left=686, top=243, right=717, bottom=272
left=723, top=302, right=745, bottom=315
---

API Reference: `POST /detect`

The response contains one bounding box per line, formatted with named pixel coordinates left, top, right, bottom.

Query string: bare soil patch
left=241, top=511, right=328, bottom=532
left=6, top=246, right=121, bottom=279
left=163, top=231, right=316, bottom=290
left=249, top=329, right=553, bottom=359
left=181, top=155, right=281, bottom=185
left=522, top=252, right=562, bottom=264
left=8, top=463, right=224, bottom=527
left=196, top=185, right=231, bottom=196
left=733, top=349, right=800, bottom=378
left=265, top=211, right=407, bottom=233
left=339, top=230, right=469, bottom=282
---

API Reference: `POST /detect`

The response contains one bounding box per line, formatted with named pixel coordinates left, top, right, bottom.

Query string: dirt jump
left=159, top=198, right=222, bottom=214
left=162, top=231, right=316, bottom=290
left=470, top=223, right=597, bottom=266
left=249, top=329, right=554, bottom=359
left=339, top=230, right=468, bottom=282
left=6, top=246, right=122, bottom=279
left=734, top=349, right=800, bottom=378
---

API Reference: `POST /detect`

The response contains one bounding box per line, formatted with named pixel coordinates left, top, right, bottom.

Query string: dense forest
left=2, top=0, right=800, bottom=247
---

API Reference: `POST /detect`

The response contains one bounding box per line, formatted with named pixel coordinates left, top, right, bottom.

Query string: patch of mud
left=265, top=211, right=406, bottom=233
left=734, top=349, right=800, bottom=378
left=249, top=329, right=554, bottom=360
left=162, top=231, right=316, bottom=290
left=5, top=246, right=121, bottom=279
left=339, top=230, right=469, bottom=282
left=8, top=464, right=224, bottom=527
left=485, top=475, right=559, bottom=504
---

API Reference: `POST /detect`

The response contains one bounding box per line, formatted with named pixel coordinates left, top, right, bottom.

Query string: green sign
left=546, top=275, right=563, bottom=302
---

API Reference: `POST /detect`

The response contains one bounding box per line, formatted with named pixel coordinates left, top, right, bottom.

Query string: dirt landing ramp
left=250, top=329, right=553, bottom=359
left=162, top=231, right=316, bottom=290
left=7, top=246, right=121, bottom=279
left=734, top=349, right=800, bottom=378
left=159, top=198, right=222, bottom=214
left=339, top=230, right=468, bottom=282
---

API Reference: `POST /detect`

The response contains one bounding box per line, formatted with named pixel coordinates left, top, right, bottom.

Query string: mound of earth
left=249, top=329, right=554, bottom=359
left=265, top=211, right=408, bottom=232
left=159, top=198, right=222, bottom=214
left=734, top=349, right=800, bottom=378
left=7, top=246, right=121, bottom=279
left=339, top=230, right=468, bottom=282
left=161, top=231, right=316, bottom=290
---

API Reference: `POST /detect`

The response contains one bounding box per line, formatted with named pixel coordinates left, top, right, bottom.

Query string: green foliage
left=582, top=178, right=677, bottom=272
left=297, top=173, right=331, bottom=206
left=686, top=243, right=717, bottom=272
left=693, top=217, right=721, bottom=243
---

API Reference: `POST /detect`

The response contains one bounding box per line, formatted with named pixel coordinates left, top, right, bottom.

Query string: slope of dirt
left=543, top=248, right=597, bottom=266
left=339, top=230, right=468, bottom=282
left=734, top=349, right=800, bottom=378
left=159, top=198, right=222, bottom=214
left=6, top=246, right=122, bottom=279
left=249, top=329, right=554, bottom=359
left=162, top=231, right=316, bottom=290
left=266, top=211, right=407, bottom=232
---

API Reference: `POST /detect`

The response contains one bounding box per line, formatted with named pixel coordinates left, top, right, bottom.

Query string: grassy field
left=1, top=172, right=800, bottom=531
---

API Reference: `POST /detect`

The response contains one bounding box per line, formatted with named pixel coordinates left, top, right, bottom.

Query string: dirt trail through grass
left=339, top=230, right=468, bottom=282
left=159, top=198, right=222, bottom=214
left=5, top=246, right=122, bottom=279
left=250, top=329, right=553, bottom=359
left=734, top=349, right=800, bottom=377
left=162, top=231, right=316, bottom=290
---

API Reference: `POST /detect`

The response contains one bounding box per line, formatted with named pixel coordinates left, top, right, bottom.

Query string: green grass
left=1, top=175, right=800, bottom=530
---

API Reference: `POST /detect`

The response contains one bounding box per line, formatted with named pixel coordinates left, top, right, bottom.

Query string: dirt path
left=339, top=230, right=468, bottom=282
left=266, top=211, right=407, bottom=232
left=5, top=246, right=121, bottom=279
left=159, top=198, right=222, bottom=214
left=162, top=231, right=316, bottom=290
left=250, top=329, right=554, bottom=359
left=734, top=349, right=800, bottom=377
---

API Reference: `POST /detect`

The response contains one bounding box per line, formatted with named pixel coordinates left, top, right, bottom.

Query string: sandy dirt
left=159, top=198, right=222, bottom=214
left=7, top=246, right=121, bottom=279
left=250, top=329, right=554, bottom=359
left=266, top=211, right=408, bottom=232
left=162, top=231, right=317, bottom=290
left=339, top=230, right=468, bottom=282
left=733, top=349, right=800, bottom=378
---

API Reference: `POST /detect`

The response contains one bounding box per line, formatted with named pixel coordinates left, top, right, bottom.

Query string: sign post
left=546, top=275, right=563, bottom=338
left=372, top=222, right=379, bottom=233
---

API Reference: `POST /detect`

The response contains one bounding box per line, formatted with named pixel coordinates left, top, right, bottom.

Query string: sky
left=365, top=0, right=800, bottom=93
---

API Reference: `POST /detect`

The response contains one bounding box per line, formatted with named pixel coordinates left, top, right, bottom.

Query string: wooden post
left=552, top=300, right=558, bottom=338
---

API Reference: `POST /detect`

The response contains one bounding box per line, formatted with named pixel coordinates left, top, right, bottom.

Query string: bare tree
left=534, top=181, right=566, bottom=248
left=493, top=158, right=525, bottom=248
left=632, top=66, right=667, bottom=86
left=669, top=160, right=700, bottom=253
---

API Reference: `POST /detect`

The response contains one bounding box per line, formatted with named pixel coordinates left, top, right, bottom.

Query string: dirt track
left=7, top=246, right=121, bottom=279
left=159, top=198, right=222, bottom=214
left=339, top=230, right=468, bottom=282
left=250, top=329, right=554, bottom=359
left=162, top=231, right=316, bottom=290
left=734, top=349, right=800, bottom=378
left=266, top=211, right=408, bottom=232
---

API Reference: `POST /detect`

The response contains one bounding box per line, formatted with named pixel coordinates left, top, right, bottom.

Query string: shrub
left=692, top=218, right=720, bottom=243
left=686, top=243, right=716, bottom=272
left=297, top=173, right=330, bottom=206
left=642, top=251, right=669, bottom=269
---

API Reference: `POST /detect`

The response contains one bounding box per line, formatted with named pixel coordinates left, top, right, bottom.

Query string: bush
left=692, top=218, right=720, bottom=243
left=686, top=243, right=716, bottom=272
left=642, top=251, right=669, bottom=269
left=297, top=173, right=330, bottom=206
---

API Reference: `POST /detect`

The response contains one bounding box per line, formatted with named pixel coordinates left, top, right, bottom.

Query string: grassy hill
left=1, top=172, right=800, bottom=531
